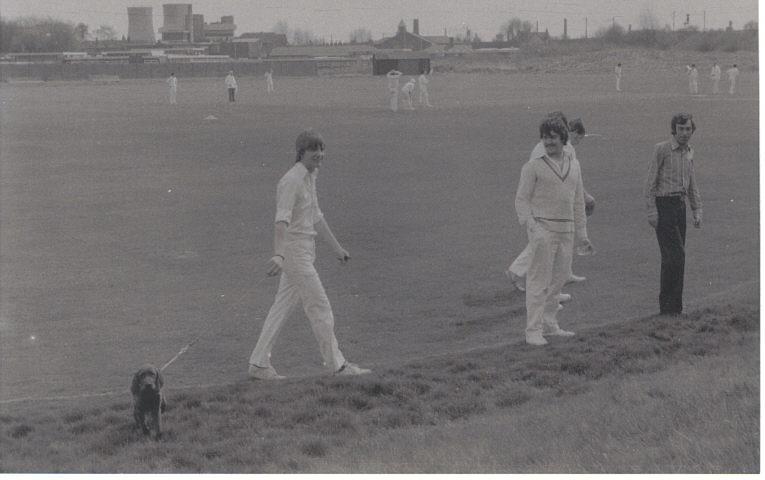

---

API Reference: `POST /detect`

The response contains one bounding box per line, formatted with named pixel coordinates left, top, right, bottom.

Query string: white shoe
left=566, top=274, right=586, bottom=284
left=557, top=304, right=564, bottom=311
left=525, top=334, right=548, bottom=346
left=335, top=362, right=371, bottom=376
left=248, top=364, right=286, bottom=380
left=505, top=269, right=526, bottom=292
left=557, top=293, right=572, bottom=303
left=543, top=326, right=575, bottom=337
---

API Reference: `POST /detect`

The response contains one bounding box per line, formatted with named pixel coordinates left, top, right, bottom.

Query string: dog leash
left=159, top=274, right=271, bottom=372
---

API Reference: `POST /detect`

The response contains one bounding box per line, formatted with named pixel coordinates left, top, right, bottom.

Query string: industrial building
left=204, top=16, right=236, bottom=42
left=159, top=4, right=194, bottom=43
left=127, top=7, right=155, bottom=44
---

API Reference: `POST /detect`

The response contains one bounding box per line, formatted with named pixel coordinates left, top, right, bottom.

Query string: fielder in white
left=515, top=117, right=593, bottom=346
left=726, top=64, right=740, bottom=94
left=166, top=72, right=177, bottom=104
left=225, top=70, right=238, bottom=102
left=506, top=115, right=593, bottom=302
left=248, top=130, right=371, bottom=380
left=614, top=63, right=622, bottom=92
left=386, top=69, right=402, bottom=112
left=418, top=68, right=433, bottom=107
left=687, top=64, right=699, bottom=94
left=401, top=78, right=416, bottom=110
left=709, top=62, right=721, bottom=94
left=265, top=69, right=275, bottom=93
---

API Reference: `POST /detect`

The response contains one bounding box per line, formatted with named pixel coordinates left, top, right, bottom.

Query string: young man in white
left=506, top=115, right=593, bottom=302
left=265, top=69, right=275, bottom=93
left=418, top=68, right=433, bottom=107
left=614, top=63, right=622, bottom=92
left=249, top=130, right=371, bottom=379
left=709, top=62, right=721, bottom=94
left=401, top=78, right=416, bottom=110
left=225, top=70, right=238, bottom=102
left=726, top=64, right=740, bottom=94
left=386, top=69, right=402, bottom=112
left=687, top=64, right=699, bottom=94
left=515, top=117, right=593, bottom=346
left=166, top=72, right=177, bottom=104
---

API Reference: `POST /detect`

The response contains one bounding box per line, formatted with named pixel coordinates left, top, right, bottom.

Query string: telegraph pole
left=672, top=11, right=675, bottom=31
left=703, top=10, right=706, bottom=31
left=585, top=17, right=588, bottom=38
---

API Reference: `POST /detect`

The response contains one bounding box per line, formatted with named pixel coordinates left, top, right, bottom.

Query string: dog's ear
left=155, top=368, right=164, bottom=390
left=130, top=370, right=141, bottom=395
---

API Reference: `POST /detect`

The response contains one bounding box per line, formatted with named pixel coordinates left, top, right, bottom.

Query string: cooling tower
left=160, top=4, right=193, bottom=42
left=127, top=7, right=155, bottom=43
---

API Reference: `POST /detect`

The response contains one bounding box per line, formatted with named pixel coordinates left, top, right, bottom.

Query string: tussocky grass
left=1, top=303, right=758, bottom=473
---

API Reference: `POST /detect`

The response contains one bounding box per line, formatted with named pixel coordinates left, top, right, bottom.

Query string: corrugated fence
left=0, top=58, right=373, bottom=82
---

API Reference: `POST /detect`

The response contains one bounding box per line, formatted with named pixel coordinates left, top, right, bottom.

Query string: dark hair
left=670, top=113, right=696, bottom=135
left=539, top=117, right=569, bottom=145
left=546, top=111, right=568, bottom=128
left=295, top=129, right=325, bottom=162
left=568, top=118, right=585, bottom=136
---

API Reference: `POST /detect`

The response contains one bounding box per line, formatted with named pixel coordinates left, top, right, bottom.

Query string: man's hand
left=336, top=247, right=350, bottom=264
left=648, top=216, right=658, bottom=229
left=693, top=213, right=702, bottom=228
left=585, top=193, right=596, bottom=216
left=266, top=255, right=284, bottom=276
left=576, top=238, right=595, bottom=256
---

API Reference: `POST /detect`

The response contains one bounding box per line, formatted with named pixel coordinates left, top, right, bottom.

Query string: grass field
left=0, top=68, right=759, bottom=472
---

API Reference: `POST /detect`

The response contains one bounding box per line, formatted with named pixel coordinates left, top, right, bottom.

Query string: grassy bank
left=1, top=302, right=758, bottom=473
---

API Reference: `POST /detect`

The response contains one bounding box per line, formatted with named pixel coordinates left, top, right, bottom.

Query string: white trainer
left=248, top=364, right=286, bottom=380
left=557, top=293, right=572, bottom=303
left=566, top=274, right=586, bottom=284
left=543, top=327, right=575, bottom=337
left=525, top=334, right=548, bottom=346
left=335, top=362, right=371, bottom=376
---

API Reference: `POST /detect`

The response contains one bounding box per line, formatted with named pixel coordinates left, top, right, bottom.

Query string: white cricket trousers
left=249, top=235, right=346, bottom=371
left=169, top=87, right=177, bottom=104
left=525, top=227, right=574, bottom=337
left=389, top=88, right=399, bottom=111
left=508, top=240, right=573, bottom=279
left=712, top=78, right=720, bottom=94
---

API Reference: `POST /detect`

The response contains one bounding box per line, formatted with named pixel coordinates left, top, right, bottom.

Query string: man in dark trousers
left=644, top=113, right=703, bottom=315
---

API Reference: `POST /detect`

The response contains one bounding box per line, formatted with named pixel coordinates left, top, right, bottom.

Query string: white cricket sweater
left=515, top=151, right=587, bottom=240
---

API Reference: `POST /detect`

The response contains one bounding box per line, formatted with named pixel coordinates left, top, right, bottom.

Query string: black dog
left=130, top=364, right=167, bottom=439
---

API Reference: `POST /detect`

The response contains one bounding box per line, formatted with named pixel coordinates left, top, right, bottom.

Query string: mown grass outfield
left=0, top=68, right=759, bottom=472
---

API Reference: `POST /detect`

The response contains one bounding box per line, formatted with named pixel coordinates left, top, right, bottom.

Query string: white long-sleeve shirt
left=225, top=74, right=237, bottom=89
left=166, top=76, right=177, bottom=88
left=515, top=149, right=587, bottom=240
left=710, top=65, right=721, bottom=80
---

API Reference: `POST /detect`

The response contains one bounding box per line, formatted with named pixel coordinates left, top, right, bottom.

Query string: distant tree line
left=1, top=16, right=80, bottom=53
left=0, top=16, right=123, bottom=53
left=495, top=14, right=758, bottom=52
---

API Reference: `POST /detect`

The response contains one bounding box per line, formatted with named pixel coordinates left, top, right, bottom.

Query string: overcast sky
left=1, top=0, right=759, bottom=41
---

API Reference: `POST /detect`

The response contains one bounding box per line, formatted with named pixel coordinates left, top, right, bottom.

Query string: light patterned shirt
left=275, top=162, right=323, bottom=236
left=644, top=138, right=702, bottom=220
